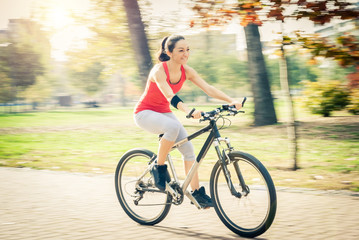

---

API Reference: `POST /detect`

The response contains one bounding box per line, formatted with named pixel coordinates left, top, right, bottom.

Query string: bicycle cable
left=216, top=115, right=232, bottom=130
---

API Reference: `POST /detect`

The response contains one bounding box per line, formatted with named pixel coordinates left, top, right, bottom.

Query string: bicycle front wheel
left=115, top=148, right=172, bottom=225
left=210, top=151, right=277, bottom=238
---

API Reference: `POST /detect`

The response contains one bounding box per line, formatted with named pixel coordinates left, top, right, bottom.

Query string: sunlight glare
left=45, top=7, right=72, bottom=29
left=37, top=1, right=92, bottom=61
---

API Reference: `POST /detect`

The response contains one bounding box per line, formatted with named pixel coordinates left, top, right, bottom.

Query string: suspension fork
left=233, top=161, right=250, bottom=196
left=214, top=138, right=242, bottom=198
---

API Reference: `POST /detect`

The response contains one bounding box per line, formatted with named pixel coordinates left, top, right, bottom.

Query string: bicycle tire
left=115, top=148, right=172, bottom=225
left=210, top=151, right=277, bottom=238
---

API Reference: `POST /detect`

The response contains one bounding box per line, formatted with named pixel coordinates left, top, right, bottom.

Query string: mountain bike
left=115, top=98, right=277, bottom=238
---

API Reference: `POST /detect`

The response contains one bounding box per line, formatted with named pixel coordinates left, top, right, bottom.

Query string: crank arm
left=165, top=182, right=179, bottom=199
left=184, top=190, right=202, bottom=209
left=136, top=187, right=164, bottom=193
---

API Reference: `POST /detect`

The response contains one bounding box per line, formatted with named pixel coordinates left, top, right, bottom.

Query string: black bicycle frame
left=170, top=119, right=230, bottom=193
left=171, top=118, right=244, bottom=198
left=172, top=119, right=220, bottom=163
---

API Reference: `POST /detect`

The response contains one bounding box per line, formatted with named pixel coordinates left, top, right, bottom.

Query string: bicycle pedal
left=190, top=201, right=210, bottom=210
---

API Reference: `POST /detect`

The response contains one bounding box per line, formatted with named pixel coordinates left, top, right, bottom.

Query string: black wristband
left=170, top=95, right=183, bottom=109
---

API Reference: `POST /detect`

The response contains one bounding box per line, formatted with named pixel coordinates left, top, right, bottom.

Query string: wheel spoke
left=115, top=150, right=172, bottom=225
left=210, top=152, right=276, bottom=238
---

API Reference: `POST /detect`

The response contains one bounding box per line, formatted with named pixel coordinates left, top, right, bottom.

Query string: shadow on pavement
left=146, top=225, right=268, bottom=240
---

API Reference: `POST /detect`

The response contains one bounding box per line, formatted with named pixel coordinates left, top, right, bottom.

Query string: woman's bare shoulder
left=183, top=64, right=194, bottom=71
left=150, top=63, right=166, bottom=81
left=183, top=64, right=197, bottom=79
left=151, top=63, right=163, bottom=73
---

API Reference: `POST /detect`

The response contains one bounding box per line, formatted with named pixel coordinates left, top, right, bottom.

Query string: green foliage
left=267, top=55, right=314, bottom=89
left=0, top=41, right=45, bottom=104
left=64, top=0, right=139, bottom=99
left=286, top=54, right=319, bottom=85
left=67, top=0, right=136, bottom=76
left=19, top=75, right=53, bottom=104
left=215, top=55, right=249, bottom=88
left=4, top=44, right=44, bottom=88
left=0, top=67, right=13, bottom=103
left=69, top=62, right=106, bottom=97
left=347, top=88, right=359, bottom=115
left=301, top=80, right=350, bottom=117
left=0, top=20, right=50, bottom=105
left=187, top=50, right=218, bottom=84
left=187, top=51, right=249, bottom=94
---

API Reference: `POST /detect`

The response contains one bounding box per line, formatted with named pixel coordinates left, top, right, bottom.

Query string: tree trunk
left=122, top=0, right=153, bottom=89
left=244, top=24, right=277, bottom=126
left=279, top=46, right=299, bottom=170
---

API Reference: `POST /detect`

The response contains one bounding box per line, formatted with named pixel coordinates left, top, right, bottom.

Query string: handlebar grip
left=242, top=97, right=247, bottom=107
left=186, top=108, right=196, bottom=119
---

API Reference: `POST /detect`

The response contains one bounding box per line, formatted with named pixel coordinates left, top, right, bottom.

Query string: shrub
left=301, top=80, right=350, bottom=117
left=347, top=88, right=359, bottom=115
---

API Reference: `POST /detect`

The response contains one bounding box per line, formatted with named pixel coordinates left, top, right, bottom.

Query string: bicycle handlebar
left=186, top=97, right=247, bottom=121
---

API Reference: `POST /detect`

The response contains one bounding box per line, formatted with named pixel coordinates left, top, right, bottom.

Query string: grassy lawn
left=0, top=103, right=358, bottom=191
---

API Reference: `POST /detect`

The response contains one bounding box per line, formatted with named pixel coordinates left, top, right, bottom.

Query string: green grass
left=0, top=104, right=358, bottom=191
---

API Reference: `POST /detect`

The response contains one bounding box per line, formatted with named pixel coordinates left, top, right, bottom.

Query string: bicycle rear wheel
left=115, top=148, right=172, bottom=225
left=210, top=151, right=277, bottom=238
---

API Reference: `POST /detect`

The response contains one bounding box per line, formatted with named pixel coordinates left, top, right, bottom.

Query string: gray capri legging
left=134, top=110, right=196, bottom=162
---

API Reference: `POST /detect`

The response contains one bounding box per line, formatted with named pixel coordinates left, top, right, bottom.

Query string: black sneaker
left=150, top=164, right=171, bottom=191
left=192, top=186, right=214, bottom=208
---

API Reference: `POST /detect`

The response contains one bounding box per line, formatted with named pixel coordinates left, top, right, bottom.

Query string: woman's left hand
left=230, top=101, right=242, bottom=110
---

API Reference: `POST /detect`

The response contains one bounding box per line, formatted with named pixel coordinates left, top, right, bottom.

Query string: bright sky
left=0, top=0, right=32, bottom=29
left=0, top=0, right=92, bottom=61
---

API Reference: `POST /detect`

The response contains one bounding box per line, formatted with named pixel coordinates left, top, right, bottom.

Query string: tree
left=122, top=0, right=153, bottom=88
left=268, top=0, right=358, bottom=169
left=66, top=0, right=138, bottom=105
left=0, top=66, right=13, bottom=104
left=191, top=0, right=278, bottom=126
left=20, top=75, right=53, bottom=110
left=296, top=33, right=358, bottom=84
left=297, top=33, right=359, bottom=115
left=5, top=43, right=45, bottom=89
left=0, top=20, right=48, bottom=109
left=244, top=24, right=278, bottom=125
left=69, top=61, right=106, bottom=98
left=190, top=0, right=359, bottom=169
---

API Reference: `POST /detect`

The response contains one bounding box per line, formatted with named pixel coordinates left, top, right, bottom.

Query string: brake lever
left=242, top=97, right=247, bottom=107
left=186, top=108, right=196, bottom=119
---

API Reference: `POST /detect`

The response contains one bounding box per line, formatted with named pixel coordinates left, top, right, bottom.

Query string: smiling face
left=167, top=39, right=190, bottom=65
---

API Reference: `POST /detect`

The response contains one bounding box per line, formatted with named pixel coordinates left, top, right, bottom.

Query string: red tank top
left=134, top=62, right=186, bottom=114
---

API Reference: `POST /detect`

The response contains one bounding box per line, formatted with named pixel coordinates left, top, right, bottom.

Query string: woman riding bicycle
left=134, top=34, right=242, bottom=208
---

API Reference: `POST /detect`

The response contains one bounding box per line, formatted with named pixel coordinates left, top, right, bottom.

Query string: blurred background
left=0, top=0, right=358, bottom=190
left=0, top=0, right=357, bottom=115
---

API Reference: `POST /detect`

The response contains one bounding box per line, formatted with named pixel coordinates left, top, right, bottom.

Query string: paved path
left=1, top=167, right=358, bottom=240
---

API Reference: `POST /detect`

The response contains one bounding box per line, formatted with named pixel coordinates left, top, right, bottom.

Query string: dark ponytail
left=157, top=35, right=185, bottom=62
left=157, top=36, right=170, bottom=62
